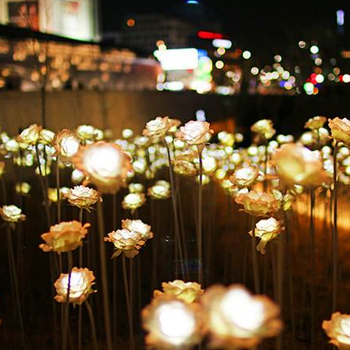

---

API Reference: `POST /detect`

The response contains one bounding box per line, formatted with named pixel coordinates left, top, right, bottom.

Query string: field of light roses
left=0, top=116, right=350, bottom=350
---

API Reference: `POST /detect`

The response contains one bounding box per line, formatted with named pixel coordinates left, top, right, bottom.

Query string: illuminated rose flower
left=39, top=129, right=55, bottom=145
left=202, top=284, right=282, bottom=349
left=122, top=193, right=146, bottom=211
left=329, top=117, right=350, bottom=146
left=76, top=125, right=97, bottom=141
left=177, top=120, right=213, bottom=145
left=272, top=143, right=328, bottom=187
left=54, top=267, right=95, bottom=305
left=230, top=166, right=260, bottom=188
left=104, top=228, right=145, bottom=258
left=235, top=191, right=281, bottom=217
left=0, top=205, right=26, bottom=223
left=48, top=188, right=59, bottom=203
left=323, top=312, right=350, bottom=350
left=17, top=124, right=42, bottom=145
left=143, top=116, right=178, bottom=139
left=154, top=280, right=203, bottom=304
left=173, top=153, right=197, bottom=177
left=249, top=218, right=284, bottom=254
left=142, top=297, right=203, bottom=350
left=54, top=129, right=80, bottom=162
left=73, top=142, right=131, bottom=194
left=305, top=116, right=327, bottom=130
left=121, top=219, right=153, bottom=241
left=65, top=185, right=101, bottom=211
left=148, top=180, right=171, bottom=200
left=128, top=183, right=144, bottom=193
left=39, top=221, right=90, bottom=253
left=202, top=156, right=217, bottom=174
left=251, top=119, right=276, bottom=140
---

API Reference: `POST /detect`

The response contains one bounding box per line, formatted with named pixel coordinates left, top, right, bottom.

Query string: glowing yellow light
left=215, top=60, right=224, bottom=69
left=298, top=41, right=306, bottom=48
left=251, top=67, right=259, bottom=75
left=310, top=45, right=319, bottom=54
left=242, top=50, right=251, bottom=59
left=217, top=47, right=226, bottom=55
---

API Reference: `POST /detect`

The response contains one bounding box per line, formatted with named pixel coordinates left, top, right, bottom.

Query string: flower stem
left=6, top=225, right=26, bottom=350
left=122, top=254, right=135, bottom=350
left=250, top=217, right=260, bottom=293
left=112, top=193, right=118, bottom=343
left=309, top=189, right=316, bottom=349
left=332, top=141, right=339, bottom=311
left=85, top=300, right=99, bottom=350
left=197, top=146, right=203, bottom=286
left=96, top=200, right=113, bottom=350
left=56, top=160, right=61, bottom=223
left=164, top=140, right=186, bottom=279
left=63, top=251, right=73, bottom=350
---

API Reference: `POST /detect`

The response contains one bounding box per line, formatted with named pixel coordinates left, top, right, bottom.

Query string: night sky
left=100, top=1, right=349, bottom=53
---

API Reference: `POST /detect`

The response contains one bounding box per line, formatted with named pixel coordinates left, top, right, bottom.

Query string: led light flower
left=148, top=180, right=171, bottom=200
left=54, top=129, right=80, bottom=162
left=121, top=219, right=153, bottom=241
left=202, top=284, right=282, bottom=349
left=143, top=116, right=178, bottom=139
left=0, top=205, right=26, bottom=223
left=104, top=228, right=145, bottom=258
left=230, top=166, right=260, bottom=188
left=76, top=125, right=97, bottom=141
left=40, top=129, right=55, bottom=145
left=235, top=191, right=281, bottom=217
left=54, top=267, right=95, bottom=305
left=177, top=120, right=213, bottom=146
left=122, top=193, right=146, bottom=211
left=73, top=141, right=131, bottom=194
left=39, top=221, right=90, bottom=253
left=323, top=312, right=350, bottom=349
left=305, top=116, right=327, bottom=130
left=154, top=280, right=203, bottom=304
left=173, top=154, right=197, bottom=177
left=249, top=218, right=284, bottom=254
left=251, top=119, right=276, bottom=140
left=128, top=183, right=144, bottom=193
left=329, top=117, right=350, bottom=146
left=17, top=124, right=42, bottom=145
left=142, top=297, right=203, bottom=349
left=272, top=143, right=328, bottom=187
left=65, top=185, right=101, bottom=211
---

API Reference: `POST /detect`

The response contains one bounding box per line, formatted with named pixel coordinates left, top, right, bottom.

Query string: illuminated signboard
left=154, top=48, right=199, bottom=71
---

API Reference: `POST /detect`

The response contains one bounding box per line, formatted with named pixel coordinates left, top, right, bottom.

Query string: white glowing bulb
left=157, top=302, right=196, bottom=345
left=62, top=136, right=80, bottom=157
left=220, top=289, right=265, bottom=331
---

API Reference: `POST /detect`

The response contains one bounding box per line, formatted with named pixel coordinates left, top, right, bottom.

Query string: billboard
left=7, top=1, right=39, bottom=30
left=154, top=48, right=199, bottom=71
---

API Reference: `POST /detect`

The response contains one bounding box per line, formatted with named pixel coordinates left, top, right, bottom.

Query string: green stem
left=197, top=146, right=203, bottom=286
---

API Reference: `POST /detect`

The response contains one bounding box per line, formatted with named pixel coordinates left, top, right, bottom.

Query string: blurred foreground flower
left=0, top=205, right=26, bottom=225
left=65, top=185, right=101, bottom=211
left=272, top=143, right=328, bottom=187
left=249, top=217, right=284, bottom=254
left=177, top=120, right=213, bottom=146
left=235, top=191, right=281, bottom=217
left=54, top=267, right=95, bottom=305
left=202, top=284, right=282, bottom=349
left=323, top=312, right=350, bottom=350
left=39, top=221, right=90, bottom=253
left=142, top=297, right=203, bottom=349
left=73, top=142, right=131, bottom=194
left=154, top=280, right=203, bottom=304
